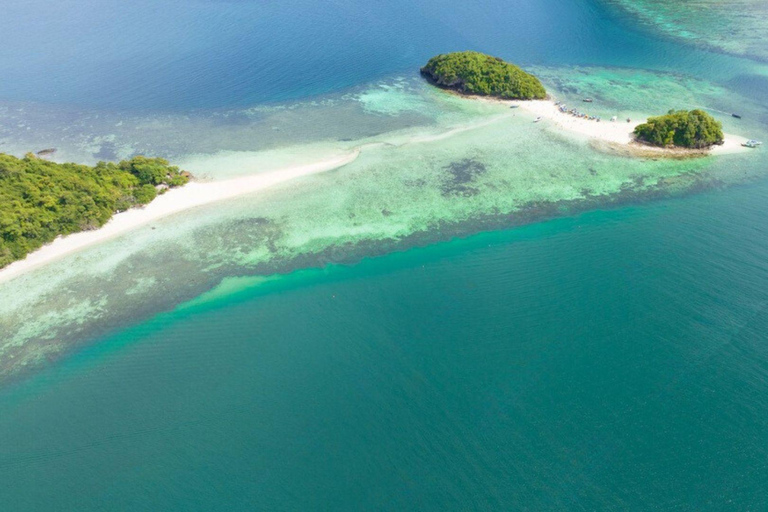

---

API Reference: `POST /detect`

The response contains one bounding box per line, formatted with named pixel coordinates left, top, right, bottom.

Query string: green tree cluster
left=634, top=109, right=724, bottom=148
left=0, top=154, right=189, bottom=268
left=421, top=51, right=547, bottom=100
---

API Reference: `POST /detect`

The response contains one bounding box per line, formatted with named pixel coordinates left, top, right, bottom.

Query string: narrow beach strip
left=513, top=99, right=750, bottom=154
left=0, top=151, right=359, bottom=285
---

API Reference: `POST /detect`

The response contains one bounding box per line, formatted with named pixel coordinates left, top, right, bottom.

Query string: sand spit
left=0, top=151, right=359, bottom=285
left=511, top=99, right=750, bottom=156
left=512, top=99, right=749, bottom=156
left=0, top=97, right=752, bottom=284
left=456, top=92, right=751, bottom=157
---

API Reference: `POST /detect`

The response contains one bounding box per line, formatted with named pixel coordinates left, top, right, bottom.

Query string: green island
left=0, top=154, right=189, bottom=268
left=420, top=51, right=547, bottom=100
left=634, top=109, right=724, bottom=149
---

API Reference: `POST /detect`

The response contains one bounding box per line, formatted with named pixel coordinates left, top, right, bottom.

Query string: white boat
left=534, top=116, right=542, bottom=123
left=742, top=140, right=763, bottom=148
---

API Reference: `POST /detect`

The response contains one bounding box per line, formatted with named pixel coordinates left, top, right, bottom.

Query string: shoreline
left=0, top=95, right=752, bottom=285
left=0, top=151, right=359, bottom=285
left=473, top=95, right=751, bottom=157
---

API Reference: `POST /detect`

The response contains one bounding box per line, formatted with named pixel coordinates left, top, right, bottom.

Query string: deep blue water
left=2, top=0, right=768, bottom=509
left=0, top=0, right=759, bottom=110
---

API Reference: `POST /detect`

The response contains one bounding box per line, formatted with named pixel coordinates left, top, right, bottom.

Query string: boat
left=732, top=113, right=742, bottom=119
left=534, top=116, right=543, bottom=123
left=742, top=140, right=762, bottom=148
left=583, top=98, right=593, bottom=103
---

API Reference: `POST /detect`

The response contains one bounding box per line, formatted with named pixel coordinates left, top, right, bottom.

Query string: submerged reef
left=602, top=0, right=768, bottom=62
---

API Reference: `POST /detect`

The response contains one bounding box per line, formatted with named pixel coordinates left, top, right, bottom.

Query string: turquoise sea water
left=2, top=0, right=768, bottom=509
left=4, top=186, right=768, bottom=509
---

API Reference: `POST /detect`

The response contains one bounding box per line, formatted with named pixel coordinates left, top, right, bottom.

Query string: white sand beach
left=0, top=151, right=359, bottom=285
left=513, top=99, right=750, bottom=155
left=0, top=99, right=752, bottom=285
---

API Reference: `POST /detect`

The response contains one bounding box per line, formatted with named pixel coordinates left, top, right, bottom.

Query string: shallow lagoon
left=604, top=0, right=768, bottom=62
left=2, top=69, right=765, bottom=380
left=2, top=0, right=768, bottom=508
left=4, top=181, right=768, bottom=509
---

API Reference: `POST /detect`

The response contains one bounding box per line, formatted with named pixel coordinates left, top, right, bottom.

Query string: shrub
left=634, top=109, right=724, bottom=148
left=133, top=184, right=158, bottom=205
left=0, top=154, right=190, bottom=267
left=421, top=51, right=547, bottom=100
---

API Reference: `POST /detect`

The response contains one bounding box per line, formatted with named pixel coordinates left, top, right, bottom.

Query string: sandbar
left=512, top=99, right=750, bottom=156
left=0, top=151, right=359, bottom=284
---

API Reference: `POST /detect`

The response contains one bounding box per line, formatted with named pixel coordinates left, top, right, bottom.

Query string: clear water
left=2, top=0, right=768, bottom=509
left=603, top=0, right=768, bottom=62
left=4, top=189, right=768, bottom=509
left=0, top=0, right=763, bottom=111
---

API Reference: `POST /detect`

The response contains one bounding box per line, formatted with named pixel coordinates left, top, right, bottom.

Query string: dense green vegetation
left=420, top=51, right=547, bottom=100
left=0, top=154, right=189, bottom=268
left=634, top=109, right=724, bottom=148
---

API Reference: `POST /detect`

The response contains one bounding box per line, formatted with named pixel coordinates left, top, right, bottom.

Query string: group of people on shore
left=555, top=101, right=603, bottom=122
left=554, top=101, right=632, bottom=124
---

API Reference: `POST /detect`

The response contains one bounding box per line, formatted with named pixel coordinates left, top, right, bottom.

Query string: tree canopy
left=634, top=109, right=724, bottom=149
left=420, top=51, right=547, bottom=100
left=0, top=154, right=189, bottom=268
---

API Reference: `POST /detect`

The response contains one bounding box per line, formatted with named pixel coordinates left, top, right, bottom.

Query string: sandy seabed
left=0, top=151, right=359, bottom=285
left=0, top=98, right=751, bottom=284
